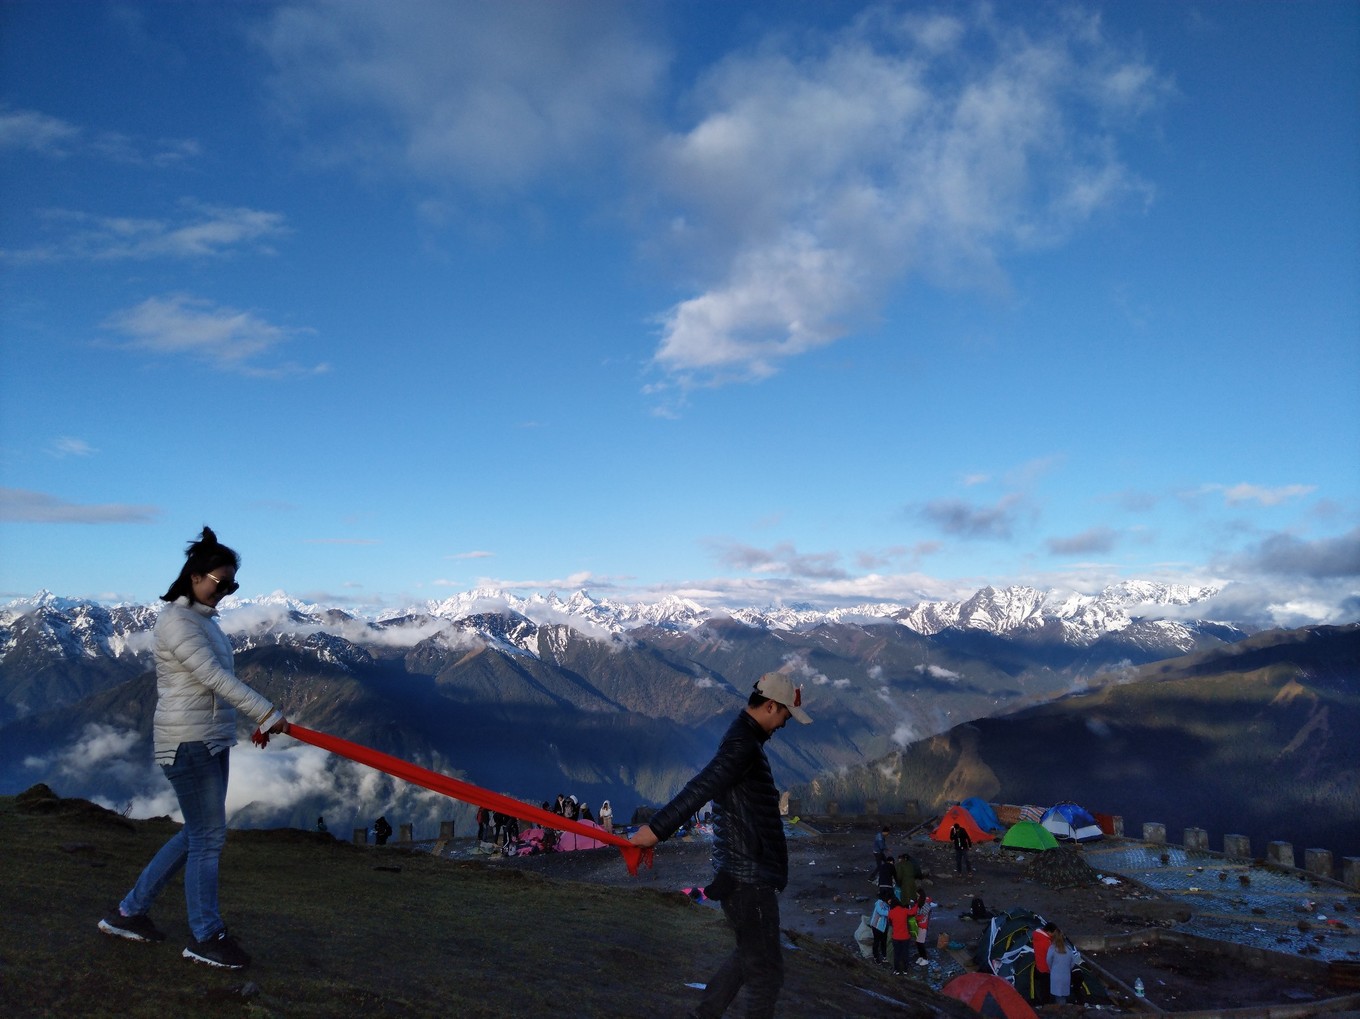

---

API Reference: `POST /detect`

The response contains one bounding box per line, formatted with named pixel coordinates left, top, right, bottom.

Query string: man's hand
left=630, top=824, right=659, bottom=849
left=268, top=718, right=291, bottom=735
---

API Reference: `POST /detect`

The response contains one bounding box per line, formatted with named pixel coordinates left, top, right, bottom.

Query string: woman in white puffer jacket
left=98, top=527, right=289, bottom=971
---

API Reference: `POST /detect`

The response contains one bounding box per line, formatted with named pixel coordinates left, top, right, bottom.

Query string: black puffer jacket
left=648, top=711, right=788, bottom=891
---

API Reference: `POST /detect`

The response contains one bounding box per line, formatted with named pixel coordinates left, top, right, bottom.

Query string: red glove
left=251, top=728, right=270, bottom=748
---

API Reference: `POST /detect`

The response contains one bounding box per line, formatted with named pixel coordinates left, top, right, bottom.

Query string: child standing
left=912, top=889, right=934, bottom=966
left=870, top=894, right=891, bottom=965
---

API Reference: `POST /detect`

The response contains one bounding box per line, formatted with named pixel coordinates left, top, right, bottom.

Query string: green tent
left=1001, top=820, right=1060, bottom=852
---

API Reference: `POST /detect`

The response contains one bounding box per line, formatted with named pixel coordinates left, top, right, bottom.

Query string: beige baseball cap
left=755, top=672, right=812, bottom=724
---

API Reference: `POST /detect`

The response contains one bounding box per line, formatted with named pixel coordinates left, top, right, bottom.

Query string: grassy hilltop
left=0, top=788, right=973, bottom=1019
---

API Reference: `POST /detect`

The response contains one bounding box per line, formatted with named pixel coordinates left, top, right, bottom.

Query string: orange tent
left=941, top=973, right=1039, bottom=1018
left=930, top=803, right=996, bottom=843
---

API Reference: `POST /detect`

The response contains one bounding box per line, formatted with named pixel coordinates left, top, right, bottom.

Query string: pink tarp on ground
left=517, top=821, right=609, bottom=854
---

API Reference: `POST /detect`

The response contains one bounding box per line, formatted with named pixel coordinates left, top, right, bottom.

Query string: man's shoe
left=183, top=929, right=250, bottom=969
left=98, top=911, right=166, bottom=943
left=916, top=956, right=930, bottom=966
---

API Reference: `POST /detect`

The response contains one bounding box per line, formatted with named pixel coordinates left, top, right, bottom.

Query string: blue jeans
left=694, top=882, right=783, bottom=1019
left=120, top=742, right=230, bottom=942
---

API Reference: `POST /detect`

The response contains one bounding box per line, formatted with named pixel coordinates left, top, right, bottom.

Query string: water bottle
left=1133, top=977, right=1145, bottom=997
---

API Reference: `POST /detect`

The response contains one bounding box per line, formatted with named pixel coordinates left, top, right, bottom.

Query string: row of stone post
left=351, top=820, right=456, bottom=845
left=1140, top=822, right=1359, bottom=887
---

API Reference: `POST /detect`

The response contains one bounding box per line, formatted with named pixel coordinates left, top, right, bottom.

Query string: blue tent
left=961, top=797, right=1006, bottom=834
left=1040, top=802, right=1104, bottom=842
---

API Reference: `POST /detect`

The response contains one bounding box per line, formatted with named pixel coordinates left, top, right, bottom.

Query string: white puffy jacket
left=152, top=597, right=279, bottom=764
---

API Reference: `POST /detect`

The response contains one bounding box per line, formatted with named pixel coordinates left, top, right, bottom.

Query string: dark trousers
left=872, top=927, right=887, bottom=962
left=694, top=883, right=783, bottom=1019
left=892, top=937, right=911, bottom=973
left=954, top=846, right=972, bottom=873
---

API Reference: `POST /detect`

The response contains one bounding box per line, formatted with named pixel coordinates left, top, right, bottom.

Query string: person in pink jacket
left=98, top=527, right=289, bottom=970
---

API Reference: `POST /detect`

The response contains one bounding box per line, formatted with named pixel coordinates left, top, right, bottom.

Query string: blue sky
left=1, top=0, right=1357, bottom=625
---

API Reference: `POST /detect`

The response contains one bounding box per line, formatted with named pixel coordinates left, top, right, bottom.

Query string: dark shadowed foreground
left=0, top=790, right=978, bottom=1019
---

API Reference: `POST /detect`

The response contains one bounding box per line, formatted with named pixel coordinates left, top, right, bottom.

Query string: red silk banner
left=283, top=724, right=652, bottom=876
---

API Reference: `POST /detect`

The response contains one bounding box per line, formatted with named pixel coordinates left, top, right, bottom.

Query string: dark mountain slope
left=792, top=624, right=1360, bottom=859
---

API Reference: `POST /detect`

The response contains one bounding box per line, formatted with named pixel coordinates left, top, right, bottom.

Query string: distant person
left=553, top=794, right=566, bottom=816
left=315, top=816, right=327, bottom=833
left=630, top=671, right=812, bottom=1018
left=374, top=816, right=392, bottom=846
left=1032, top=921, right=1056, bottom=1003
left=873, top=824, right=889, bottom=871
left=476, top=806, right=491, bottom=843
left=598, top=799, right=613, bottom=835
left=875, top=853, right=897, bottom=901
left=579, top=802, right=595, bottom=823
left=96, top=526, right=289, bottom=971
left=869, top=894, right=891, bottom=966
left=1046, top=929, right=1076, bottom=1004
left=894, top=849, right=923, bottom=902
left=887, top=896, right=914, bottom=975
left=949, top=821, right=973, bottom=875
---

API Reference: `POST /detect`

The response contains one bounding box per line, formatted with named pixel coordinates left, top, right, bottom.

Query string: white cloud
left=916, top=663, right=961, bottom=681
left=3, top=203, right=287, bottom=264
left=255, top=0, right=664, bottom=192
left=0, top=106, right=80, bottom=155
left=49, top=437, right=97, bottom=458
left=0, top=488, right=158, bottom=524
left=647, top=6, right=1165, bottom=387
left=1210, top=483, right=1318, bottom=507
left=103, top=294, right=325, bottom=376
left=0, top=104, right=198, bottom=166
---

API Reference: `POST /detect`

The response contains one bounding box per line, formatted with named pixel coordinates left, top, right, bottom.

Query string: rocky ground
left=487, top=822, right=1358, bottom=1012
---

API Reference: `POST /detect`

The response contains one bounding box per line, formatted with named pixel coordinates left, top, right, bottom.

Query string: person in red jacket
left=887, top=896, right=918, bottom=975
left=1032, top=921, right=1056, bottom=1003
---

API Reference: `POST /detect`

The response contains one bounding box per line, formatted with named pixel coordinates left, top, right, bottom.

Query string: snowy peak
left=1, top=580, right=1232, bottom=668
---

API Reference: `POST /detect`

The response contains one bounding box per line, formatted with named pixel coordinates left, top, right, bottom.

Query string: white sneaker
left=916, top=957, right=929, bottom=966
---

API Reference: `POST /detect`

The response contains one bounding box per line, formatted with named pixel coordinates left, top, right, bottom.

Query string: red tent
left=931, top=804, right=996, bottom=843
left=941, top=973, right=1039, bottom=1018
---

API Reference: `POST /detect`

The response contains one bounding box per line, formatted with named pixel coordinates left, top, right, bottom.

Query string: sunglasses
left=203, top=572, right=240, bottom=597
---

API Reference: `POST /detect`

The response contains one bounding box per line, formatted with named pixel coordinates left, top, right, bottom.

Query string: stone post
left=353, top=827, right=367, bottom=846
left=1142, top=822, right=1166, bottom=845
left=1267, top=841, right=1294, bottom=868
left=439, top=820, right=455, bottom=840
left=1108, top=815, right=1125, bottom=837
left=1343, top=858, right=1360, bottom=891
left=1304, top=848, right=1333, bottom=880
left=398, top=822, right=413, bottom=843
left=1184, top=827, right=1209, bottom=851
left=1223, top=834, right=1251, bottom=859
left=865, top=799, right=879, bottom=817
left=826, top=800, right=840, bottom=817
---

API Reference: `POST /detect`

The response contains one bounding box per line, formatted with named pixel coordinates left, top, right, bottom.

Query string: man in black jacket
left=630, top=672, right=811, bottom=1019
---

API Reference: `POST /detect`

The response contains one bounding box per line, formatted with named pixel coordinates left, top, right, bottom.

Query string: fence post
left=1304, top=848, right=1333, bottom=880
left=439, top=820, right=455, bottom=840
left=398, top=822, right=413, bottom=843
left=1223, top=834, right=1251, bottom=859
left=1267, top=841, right=1295, bottom=868
left=1343, top=858, right=1360, bottom=891
left=353, top=827, right=368, bottom=846
left=1184, top=827, right=1209, bottom=851
left=1142, top=822, right=1166, bottom=845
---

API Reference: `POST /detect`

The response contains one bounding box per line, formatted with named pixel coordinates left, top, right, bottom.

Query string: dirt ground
left=491, top=824, right=1354, bottom=1012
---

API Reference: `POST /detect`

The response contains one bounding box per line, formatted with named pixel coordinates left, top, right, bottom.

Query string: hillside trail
left=479, top=823, right=1360, bottom=1011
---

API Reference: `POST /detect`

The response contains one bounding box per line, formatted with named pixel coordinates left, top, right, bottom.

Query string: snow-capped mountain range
left=1, top=581, right=1229, bottom=666
left=0, top=581, right=1212, bottom=671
